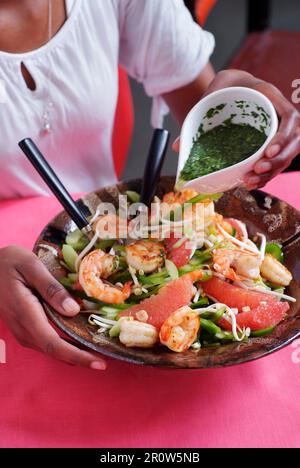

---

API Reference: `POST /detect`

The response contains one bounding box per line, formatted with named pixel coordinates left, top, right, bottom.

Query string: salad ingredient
left=202, top=277, right=276, bottom=311
left=165, top=235, right=192, bottom=268
left=219, top=300, right=289, bottom=331
left=125, top=240, right=165, bottom=274
left=119, top=318, right=159, bottom=348
left=125, top=190, right=140, bottom=203
left=65, top=229, right=89, bottom=251
left=159, top=306, right=200, bottom=352
left=165, top=259, right=179, bottom=281
left=79, top=249, right=131, bottom=304
left=120, top=273, right=201, bottom=329
left=265, top=242, right=284, bottom=263
left=62, top=244, right=79, bottom=273
left=162, top=189, right=199, bottom=206
left=60, top=187, right=294, bottom=353
left=251, top=327, right=275, bottom=337
left=200, top=318, right=221, bottom=336
left=180, top=123, right=267, bottom=182
left=260, top=254, right=292, bottom=286
left=223, top=218, right=246, bottom=240
left=212, top=248, right=261, bottom=281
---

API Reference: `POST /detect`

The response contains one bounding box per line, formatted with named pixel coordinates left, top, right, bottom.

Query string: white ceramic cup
left=177, top=87, right=278, bottom=194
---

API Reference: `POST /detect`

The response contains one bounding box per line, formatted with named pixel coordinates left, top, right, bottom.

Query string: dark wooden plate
left=33, top=177, right=300, bottom=368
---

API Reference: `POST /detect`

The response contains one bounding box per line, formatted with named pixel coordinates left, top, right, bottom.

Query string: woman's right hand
left=0, top=246, right=106, bottom=370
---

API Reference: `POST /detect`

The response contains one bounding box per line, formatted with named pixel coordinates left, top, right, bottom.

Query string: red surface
left=1, top=173, right=300, bottom=448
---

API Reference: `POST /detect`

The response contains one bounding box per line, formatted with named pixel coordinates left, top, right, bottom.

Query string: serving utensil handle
left=19, top=138, right=92, bottom=233
left=140, top=129, right=170, bottom=207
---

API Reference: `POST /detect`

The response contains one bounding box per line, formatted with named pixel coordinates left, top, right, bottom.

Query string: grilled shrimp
left=213, top=248, right=261, bottom=281
left=119, top=318, right=159, bottom=348
left=162, top=189, right=198, bottom=205
left=260, top=254, right=292, bottom=286
left=125, top=240, right=165, bottom=273
left=93, top=214, right=128, bottom=239
left=159, top=306, right=200, bottom=353
left=79, top=249, right=131, bottom=304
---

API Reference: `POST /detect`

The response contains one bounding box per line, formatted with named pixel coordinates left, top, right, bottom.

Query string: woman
left=0, top=0, right=299, bottom=371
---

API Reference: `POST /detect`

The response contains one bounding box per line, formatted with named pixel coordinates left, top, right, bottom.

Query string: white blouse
left=0, top=0, right=215, bottom=199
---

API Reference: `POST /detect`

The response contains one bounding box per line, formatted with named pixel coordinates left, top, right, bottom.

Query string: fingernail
left=255, top=162, right=272, bottom=174
left=90, top=361, right=106, bottom=371
left=247, top=176, right=260, bottom=185
left=267, top=144, right=281, bottom=158
left=62, top=298, right=80, bottom=315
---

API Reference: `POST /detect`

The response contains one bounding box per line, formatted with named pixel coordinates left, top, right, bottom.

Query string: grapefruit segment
left=165, top=234, right=192, bottom=268
left=219, top=301, right=289, bottom=331
left=202, top=277, right=276, bottom=311
left=120, top=275, right=195, bottom=329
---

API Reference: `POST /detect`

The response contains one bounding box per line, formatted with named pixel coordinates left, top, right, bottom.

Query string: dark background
left=123, top=0, right=300, bottom=180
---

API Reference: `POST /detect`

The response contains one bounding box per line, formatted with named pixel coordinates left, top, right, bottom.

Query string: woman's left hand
left=173, top=69, right=300, bottom=190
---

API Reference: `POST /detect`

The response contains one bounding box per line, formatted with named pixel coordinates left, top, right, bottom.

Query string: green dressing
left=180, top=122, right=267, bottom=182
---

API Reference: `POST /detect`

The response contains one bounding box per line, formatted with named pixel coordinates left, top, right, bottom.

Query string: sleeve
left=118, top=0, right=215, bottom=127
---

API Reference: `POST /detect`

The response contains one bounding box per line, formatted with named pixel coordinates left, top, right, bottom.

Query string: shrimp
left=159, top=306, right=200, bottom=352
left=125, top=240, right=165, bottom=273
left=79, top=249, right=131, bottom=304
left=162, top=189, right=199, bottom=205
left=119, top=318, right=159, bottom=348
left=260, top=254, right=292, bottom=286
left=93, top=213, right=128, bottom=239
left=213, top=248, right=261, bottom=281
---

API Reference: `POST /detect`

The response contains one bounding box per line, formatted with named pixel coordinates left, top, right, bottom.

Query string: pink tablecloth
left=1, top=173, right=300, bottom=449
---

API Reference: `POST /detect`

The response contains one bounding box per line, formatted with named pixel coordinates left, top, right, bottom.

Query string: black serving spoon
left=18, top=138, right=93, bottom=236
left=140, top=129, right=170, bottom=206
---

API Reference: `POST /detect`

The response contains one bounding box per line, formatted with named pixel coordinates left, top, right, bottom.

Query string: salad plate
left=33, top=176, right=300, bottom=368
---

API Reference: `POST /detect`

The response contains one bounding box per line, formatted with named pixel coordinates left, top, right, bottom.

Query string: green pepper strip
left=200, top=318, right=222, bottom=336
left=190, top=298, right=209, bottom=309
left=265, top=242, right=284, bottom=263
left=187, top=193, right=223, bottom=204
left=251, top=327, right=275, bottom=337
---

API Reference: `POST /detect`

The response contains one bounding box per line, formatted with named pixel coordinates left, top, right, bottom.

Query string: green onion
left=62, top=245, right=78, bottom=273
left=200, top=318, right=222, bottom=336
left=125, top=191, right=140, bottom=203
left=265, top=242, right=284, bottom=263
left=109, top=322, right=121, bottom=338
left=215, top=331, right=235, bottom=341
left=67, top=273, right=78, bottom=283
left=165, top=259, right=179, bottom=281
left=108, top=270, right=132, bottom=284
left=251, top=327, right=275, bottom=337
left=95, top=239, right=115, bottom=251
left=190, top=298, right=209, bottom=309
left=232, top=227, right=237, bottom=237
left=187, top=193, right=223, bottom=204
left=199, top=307, right=226, bottom=323
left=65, top=229, right=89, bottom=251
left=100, top=306, right=120, bottom=320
